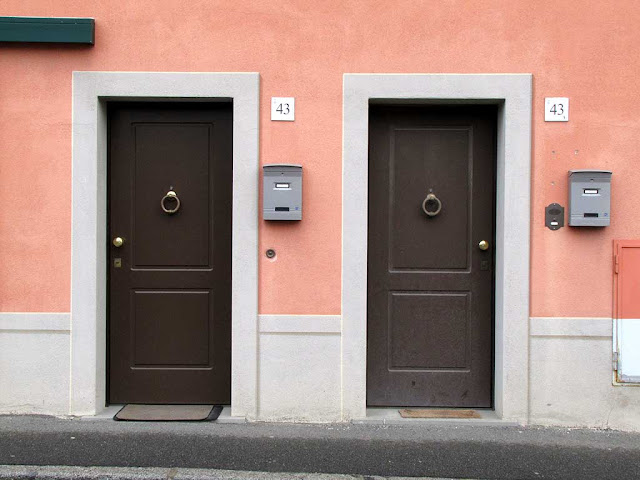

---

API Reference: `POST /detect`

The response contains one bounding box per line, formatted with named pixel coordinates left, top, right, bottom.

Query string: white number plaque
left=545, top=97, right=569, bottom=122
left=271, top=97, right=295, bottom=121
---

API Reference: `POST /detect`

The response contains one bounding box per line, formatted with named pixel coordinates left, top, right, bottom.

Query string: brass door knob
left=113, top=237, right=124, bottom=248
left=478, top=240, right=489, bottom=251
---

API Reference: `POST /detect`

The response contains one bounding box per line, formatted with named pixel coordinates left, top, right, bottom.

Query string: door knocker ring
left=422, top=193, right=442, bottom=217
left=161, top=190, right=181, bottom=215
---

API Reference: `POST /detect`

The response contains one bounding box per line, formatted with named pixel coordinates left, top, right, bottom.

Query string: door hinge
left=613, top=352, right=620, bottom=372
left=614, top=254, right=620, bottom=274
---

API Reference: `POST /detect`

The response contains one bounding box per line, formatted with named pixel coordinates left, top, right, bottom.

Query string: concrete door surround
left=71, top=72, right=259, bottom=416
left=342, top=74, right=532, bottom=422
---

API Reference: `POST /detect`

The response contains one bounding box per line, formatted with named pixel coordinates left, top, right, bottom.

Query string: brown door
left=367, top=105, right=495, bottom=407
left=108, top=102, right=232, bottom=404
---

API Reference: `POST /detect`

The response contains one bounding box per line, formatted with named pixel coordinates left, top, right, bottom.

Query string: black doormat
left=114, top=404, right=223, bottom=422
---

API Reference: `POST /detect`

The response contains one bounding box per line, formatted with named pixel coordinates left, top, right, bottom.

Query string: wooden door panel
left=133, top=123, right=212, bottom=268
left=367, top=105, right=495, bottom=408
left=389, top=292, right=469, bottom=370
left=132, top=290, right=211, bottom=367
left=109, top=102, right=232, bottom=405
left=390, top=128, right=470, bottom=271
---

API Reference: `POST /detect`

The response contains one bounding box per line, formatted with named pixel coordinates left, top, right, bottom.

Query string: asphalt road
left=1, top=415, right=639, bottom=479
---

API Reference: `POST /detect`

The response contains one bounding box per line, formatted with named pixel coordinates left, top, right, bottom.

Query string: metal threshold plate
left=398, top=408, right=482, bottom=419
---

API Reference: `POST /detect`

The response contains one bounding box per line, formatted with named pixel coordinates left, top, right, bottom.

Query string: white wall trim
left=259, top=315, right=341, bottom=333
left=71, top=72, right=259, bottom=417
left=342, top=73, right=532, bottom=422
left=530, top=317, right=612, bottom=337
left=0, top=313, right=70, bottom=332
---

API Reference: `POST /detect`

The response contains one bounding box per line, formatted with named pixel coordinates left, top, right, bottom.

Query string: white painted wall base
left=257, top=315, right=341, bottom=422
left=3, top=313, right=640, bottom=431
left=258, top=334, right=341, bottom=422
left=0, top=314, right=70, bottom=415
left=529, top=317, right=640, bottom=432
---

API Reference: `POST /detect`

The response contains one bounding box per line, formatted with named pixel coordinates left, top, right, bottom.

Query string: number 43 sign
left=271, top=97, right=295, bottom=121
left=545, top=97, right=569, bottom=122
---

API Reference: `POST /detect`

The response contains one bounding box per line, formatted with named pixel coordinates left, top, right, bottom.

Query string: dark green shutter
left=0, top=17, right=94, bottom=44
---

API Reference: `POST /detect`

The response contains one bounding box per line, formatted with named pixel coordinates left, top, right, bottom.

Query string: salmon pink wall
left=0, top=1, right=639, bottom=316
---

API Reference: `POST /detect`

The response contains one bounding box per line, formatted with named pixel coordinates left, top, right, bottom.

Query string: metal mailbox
left=568, top=169, right=612, bottom=227
left=263, top=164, right=302, bottom=220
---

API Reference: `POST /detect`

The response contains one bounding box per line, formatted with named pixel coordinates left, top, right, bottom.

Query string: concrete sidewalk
left=1, top=415, right=639, bottom=479
left=0, top=466, right=454, bottom=480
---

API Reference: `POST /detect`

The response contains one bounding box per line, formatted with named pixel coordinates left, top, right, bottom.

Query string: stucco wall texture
left=0, top=1, right=638, bottom=316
